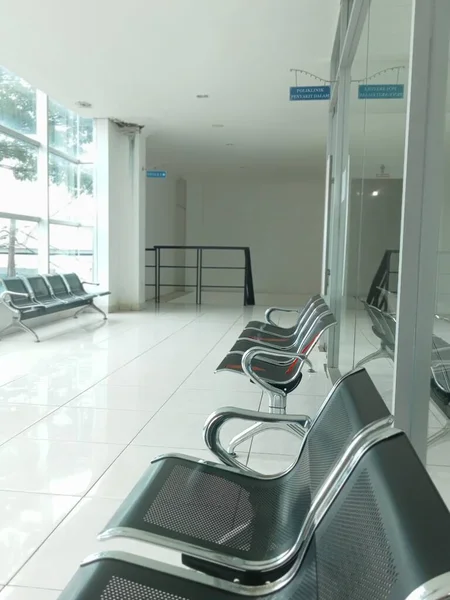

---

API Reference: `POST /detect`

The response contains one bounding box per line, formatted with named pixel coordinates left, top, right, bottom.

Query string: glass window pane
left=0, top=133, right=39, bottom=215
left=0, top=66, right=36, bottom=137
left=49, top=154, right=95, bottom=224
left=48, top=99, right=93, bottom=160
left=49, top=224, right=94, bottom=281
left=0, top=217, right=39, bottom=277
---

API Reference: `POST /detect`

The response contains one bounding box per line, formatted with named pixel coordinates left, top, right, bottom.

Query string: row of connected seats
left=0, top=273, right=110, bottom=342
left=214, top=295, right=337, bottom=459
left=357, top=300, right=450, bottom=445
left=59, top=367, right=450, bottom=600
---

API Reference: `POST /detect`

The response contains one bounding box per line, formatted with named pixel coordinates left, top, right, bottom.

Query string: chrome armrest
left=204, top=406, right=312, bottom=471
left=0, top=290, right=29, bottom=300
left=240, top=347, right=309, bottom=395
left=265, top=307, right=299, bottom=327
left=82, top=281, right=100, bottom=286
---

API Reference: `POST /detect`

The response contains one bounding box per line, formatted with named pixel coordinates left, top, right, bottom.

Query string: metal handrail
left=145, top=245, right=255, bottom=305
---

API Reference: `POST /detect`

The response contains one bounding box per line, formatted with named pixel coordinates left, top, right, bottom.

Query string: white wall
left=145, top=177, right=187, bottom=299
left=186, top=178, right=325, bottom=296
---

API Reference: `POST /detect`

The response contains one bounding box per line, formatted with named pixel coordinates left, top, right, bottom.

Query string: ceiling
left=0, top=0, right=339, bottom=178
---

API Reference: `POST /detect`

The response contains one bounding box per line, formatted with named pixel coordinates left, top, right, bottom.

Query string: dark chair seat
left=25, top=275, right=83, bottom=314
left=216, top=351, right=303, bottom=394
left=98, top=369, right=391, bottom=584
left=63, top=273, right=110, bottom=299
left=44, top=274, right=85, bottom=305
left=59, top=430, right=450, bottom=600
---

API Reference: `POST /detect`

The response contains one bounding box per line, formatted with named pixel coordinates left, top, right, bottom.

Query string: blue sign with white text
left=358, top=84, right=404, bottom=100
left=289, top=86, right=331, bottom=101
left=147, top=170, right=167, bottom=179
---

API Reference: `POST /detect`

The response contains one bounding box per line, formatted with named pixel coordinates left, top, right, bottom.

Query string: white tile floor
left=0, top=298, right=448, bottom=597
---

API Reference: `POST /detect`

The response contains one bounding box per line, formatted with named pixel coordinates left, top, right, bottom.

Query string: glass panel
left=0, top=133, right=39, bottom=215
left=0, top=217, right=39, bottom=276
left=338, top=0, right=412, bottom=410
left=49, top=154, right=95, bottom=224
left=429, top=45, right=450, bottom=448
left=0, top=66, right=36, bottom=137
left=48, top=99, right=93, bottom=160
left=49, top=224, right=94, bottom=281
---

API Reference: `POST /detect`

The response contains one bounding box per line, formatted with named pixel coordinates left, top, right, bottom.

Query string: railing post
left=155, top=247, right=161, bottom=303
left=196, top=248, right=201, bottom=305
left=198, top=248, right=203, bottom=305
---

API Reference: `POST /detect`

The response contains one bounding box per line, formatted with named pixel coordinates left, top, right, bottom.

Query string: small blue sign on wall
left=289, top=86, right=331, bottom=101
left=147, top=170, right=167, bottom=179
left=358, top=84, right=404, bottom=99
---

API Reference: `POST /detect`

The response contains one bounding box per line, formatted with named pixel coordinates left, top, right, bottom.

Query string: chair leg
left=73, top=305, right=88, bottom=319
left=18, top=320, right=40, bottom=342
left=90, top=302, right=107, bottom=320
left=355, top=346, right=390, bottom=369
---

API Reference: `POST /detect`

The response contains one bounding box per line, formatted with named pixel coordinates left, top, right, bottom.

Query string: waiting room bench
left=216, top=299, right=336, bottom=457
left=0, top=273, right=110, bottom=342
left=59, top=370, right=450, bottom=599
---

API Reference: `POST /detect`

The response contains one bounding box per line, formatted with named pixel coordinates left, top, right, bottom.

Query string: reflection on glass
left=48, top=99, right=93, bottom=160
left=48, top=154, right=94, bottom=224
left=0, top=66, right=36, bottom=136
left=49, top=224, right=94, bottom=281
left=0, top=133, right=39, bottom=215
left=0, top=218, right=39, bottom=276
left=338, top=0, right=412, bottom=411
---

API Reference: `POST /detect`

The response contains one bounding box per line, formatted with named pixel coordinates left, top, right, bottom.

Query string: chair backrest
left=0, top=277, right=32, bottom=307
left=25, top=275, right=53, bottom=302
left=271, top=368, right=391, bottom=557
left=45, top=274, right=70, bottom=297
left=292, top=303, right=333, bottom=349
left=291, top=431, right=450, bottom=600
left=293, top=295, right=326, bottom=335
left=63, top=273, right=84, bottom=294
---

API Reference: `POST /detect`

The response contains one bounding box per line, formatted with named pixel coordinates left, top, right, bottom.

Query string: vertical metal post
left=393, top=0, right=450, bottom=463
left=155, top=247, right=160, bottom=303
left=195, top=248, right=201, bottom=305
left=198, top=248, right=203, bottom=305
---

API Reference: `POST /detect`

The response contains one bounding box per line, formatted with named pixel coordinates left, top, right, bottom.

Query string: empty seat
left=96, top=369, right=391, bottom=584
left=59, top=429, right=450, bottom=600
left=44, top=274, right=79, bottom=303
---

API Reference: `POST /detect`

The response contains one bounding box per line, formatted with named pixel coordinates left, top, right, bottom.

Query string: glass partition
left=337, top=0, right=412, bottom=408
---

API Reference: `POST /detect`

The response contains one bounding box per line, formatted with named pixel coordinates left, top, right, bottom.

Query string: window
left=48, top=99, right=94, bottom=160
left=0, top=133, right=39, bottom=215
left=0, top=66, right=36, bottom=136
left=0, top=217, right=39, bottom=277
left=0, top=65, right=96, bottom=281
left=49, top=224, right=94, bottom=282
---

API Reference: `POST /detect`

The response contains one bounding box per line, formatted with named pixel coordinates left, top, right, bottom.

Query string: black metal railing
left=145, top=245, right=255, bottom=305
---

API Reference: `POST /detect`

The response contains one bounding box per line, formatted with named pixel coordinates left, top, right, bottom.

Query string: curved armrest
left=204, top=406, right=312, bottom=471
left=265, top=306, right=299, bottom=327
left=0, top=290, right=29, bottom=299
left=240, top=346, right=309, bottom=396
left=82, top=281, right=100, bottom=286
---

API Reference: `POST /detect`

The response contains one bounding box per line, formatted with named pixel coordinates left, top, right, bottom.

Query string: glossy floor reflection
left=0, top=299, right=448, bottom=597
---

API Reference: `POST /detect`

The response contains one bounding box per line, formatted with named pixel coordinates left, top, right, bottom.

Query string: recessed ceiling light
left=372, top=190, right=380, bottom=197
left=212, top=124, right=224, bottom=128
left=75, top=100, right=92, bottom=108
left=226, top=143, right=234, bottom=146
left=196, top=94, right=209, bottom=99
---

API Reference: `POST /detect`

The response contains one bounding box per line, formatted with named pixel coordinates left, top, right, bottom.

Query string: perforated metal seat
left=59, top=429, right=450, bottom=600
left=98, top=369, right=390, bottom=583
left=63, top=273, right=111, bottom=299
left=25, top=275, right=82, bottom=312
left=44, top=274, right=79, bottom=303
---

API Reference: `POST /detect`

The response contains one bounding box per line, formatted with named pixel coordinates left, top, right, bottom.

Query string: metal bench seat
left=63, top=273, right=111, bottom=300
left=97, top=369, right=391, bottom=584
left=59, top=426, right=450, bottom=600
left=0, top=274, right=110, bottom=342
left=243, top=294, right=325, bottom=339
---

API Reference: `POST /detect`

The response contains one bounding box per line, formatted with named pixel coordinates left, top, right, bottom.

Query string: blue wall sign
left=289, top=86, right=331, bottom=101
left=358, top=84, right=404, bottom=100
left=147, top=170, right=167, bottom=179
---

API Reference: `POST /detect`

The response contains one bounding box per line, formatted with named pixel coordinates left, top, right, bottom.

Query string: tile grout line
left=4, top=308, right=249, bottom=587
